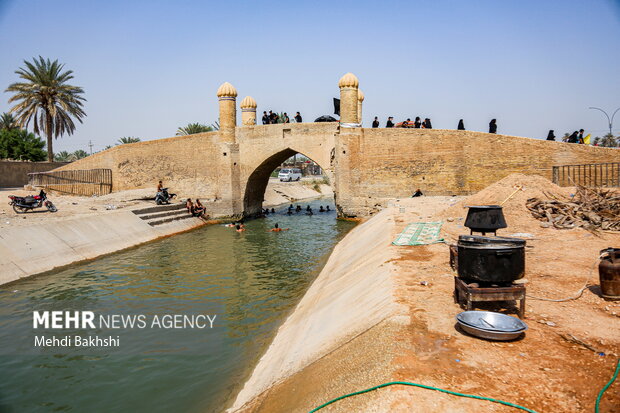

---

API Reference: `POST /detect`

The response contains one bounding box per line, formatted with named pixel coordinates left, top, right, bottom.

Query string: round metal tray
left=456, top=311, right=528, bottom=340
left=456, top=311, right=527, bottom=332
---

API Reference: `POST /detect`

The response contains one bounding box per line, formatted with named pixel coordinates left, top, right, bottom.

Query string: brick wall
left=0, top=161, right=68, bottom=187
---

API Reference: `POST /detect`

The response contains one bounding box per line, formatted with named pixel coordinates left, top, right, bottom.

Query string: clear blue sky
left=0, top=0, right=619, bottom=153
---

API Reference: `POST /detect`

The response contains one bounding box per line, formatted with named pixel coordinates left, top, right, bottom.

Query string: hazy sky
left=1, top=0, right=619, bottom=153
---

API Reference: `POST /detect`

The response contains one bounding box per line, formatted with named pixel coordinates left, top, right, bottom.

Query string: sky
left=0, top=0, right=619, bottom=154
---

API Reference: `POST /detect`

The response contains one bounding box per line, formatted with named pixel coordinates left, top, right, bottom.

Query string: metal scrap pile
left=526, top=186, right=620, bottom=231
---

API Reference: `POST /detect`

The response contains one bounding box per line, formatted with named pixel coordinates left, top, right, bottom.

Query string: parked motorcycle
left=8, top=190, right=57, bottom=213
left=155, top=187, right=176, bottom=205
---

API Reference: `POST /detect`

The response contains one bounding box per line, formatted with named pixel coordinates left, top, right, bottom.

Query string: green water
left=0, top=198, right=355, bottom=413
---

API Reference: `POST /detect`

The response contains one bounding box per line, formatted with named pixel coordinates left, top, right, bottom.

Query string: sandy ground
left=387, top=175, right=620, bottom=413
left=237, top=174, right=619, bottom=413
left=0, top=177, right=332, bottom=230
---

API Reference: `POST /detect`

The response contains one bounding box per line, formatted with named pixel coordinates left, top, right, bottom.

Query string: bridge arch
left=242, top=147, right=334, bottom=217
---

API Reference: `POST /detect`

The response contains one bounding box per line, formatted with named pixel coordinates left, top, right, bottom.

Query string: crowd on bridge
left=262, top=110, right=302, bottom=125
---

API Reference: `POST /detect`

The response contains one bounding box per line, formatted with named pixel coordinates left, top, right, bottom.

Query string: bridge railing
left=552, top=162, right=620, bottom=187
left=28, top=169, right=113, bottom=196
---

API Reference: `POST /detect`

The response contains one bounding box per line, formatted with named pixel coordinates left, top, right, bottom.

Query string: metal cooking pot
left=457, top=235, right=525, bottom=283
left=464, top=205, right=507, bottom=234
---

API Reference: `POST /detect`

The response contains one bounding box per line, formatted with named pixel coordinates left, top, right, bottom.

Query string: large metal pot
left=464, top=205, right=507, bottom=234
left=599, top=248, right=620, bottom=300
left=457, top=235, right=525, bottom=283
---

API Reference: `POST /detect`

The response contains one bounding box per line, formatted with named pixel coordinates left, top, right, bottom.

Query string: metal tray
left=456, top=311, right=527, bottom=332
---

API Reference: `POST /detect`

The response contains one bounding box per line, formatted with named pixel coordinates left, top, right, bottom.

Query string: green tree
left=176, top=122, right=213, bottom=135
left=0, top=128, right=47, bottom=161
left=593, top=136, right=601, bottom=146
left=117, top=136, right=141, bottom=144
left=72, top=149, right=89, bottom=159
left=5, top=57, right=86, bottom=162
left=54, top=150, right=72, bottom=162
left=0, top=112, right=18, bottom=130
left=599, top=133, right=618, bottom=148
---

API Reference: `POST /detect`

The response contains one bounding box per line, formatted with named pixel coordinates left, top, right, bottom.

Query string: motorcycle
left=154, top=187, right=176, bottom=205
left=8, top=190, right=57, bottom=213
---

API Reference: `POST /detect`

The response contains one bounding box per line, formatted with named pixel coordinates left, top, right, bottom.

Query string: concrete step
left=148, top=213, right=196, bottom=227
left=137, top=209, right=189, bottom=221
left=132, top=203, right=185, bottom=216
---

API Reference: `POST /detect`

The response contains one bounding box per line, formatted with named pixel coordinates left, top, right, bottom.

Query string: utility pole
left=88, top=140, right=94, bottom=155
left=589, top=106, right=620, bottom=136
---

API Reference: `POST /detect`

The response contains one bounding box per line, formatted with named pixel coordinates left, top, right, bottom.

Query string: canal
left=0, top=197, right=356, bottom=413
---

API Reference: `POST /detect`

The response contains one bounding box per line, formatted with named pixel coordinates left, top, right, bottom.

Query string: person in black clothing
left=414, top=117, right=421, bottom=128
left=283, top=112, right=290, bottom=123
left=294, top=112, right=302, bottom=123
left=386, top=117, right=394, bottom=128
left=268, top=111, right=274, bottom=124
left=372, top=117, right=379, bottom=128
left=568, top=131, right=579, bottom=143
left=412, top=189, right=423, bottom=197
left=489, top=119, right=497, bottom=134
left=270, top=111, right=278, bottom=124
left=458, top=119, right=465, bottom=130
left=423, top=118, right=432, bottom=129
left=546, top=130, right=556, bottom=141
left=578, top=129, right=585, bottom=144
left=402, top=118, right=410, bottom=128
left=262, top=111, right=269, bottom=125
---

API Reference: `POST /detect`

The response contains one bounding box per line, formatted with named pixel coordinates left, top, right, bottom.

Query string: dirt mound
left=441, top=173, right=578, bottom=238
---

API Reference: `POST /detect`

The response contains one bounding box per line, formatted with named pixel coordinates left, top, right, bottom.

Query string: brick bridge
left=58, top=73, right=620, bottom=217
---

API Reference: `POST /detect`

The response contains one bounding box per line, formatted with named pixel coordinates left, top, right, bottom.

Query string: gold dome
left=216, top=82, right=238, bottom=98
left=357, top=89, right=364, bottom=101
left=240, top=96, right=257, bottom=109
left=338, top=72, right=359, bottom=88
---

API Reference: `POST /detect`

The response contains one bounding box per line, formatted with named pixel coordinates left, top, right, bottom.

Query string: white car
left=278, top=168, right=302, bottom=182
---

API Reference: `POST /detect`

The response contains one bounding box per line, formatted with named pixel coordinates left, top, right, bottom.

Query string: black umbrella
left=314, top=115, right=338, bottom=122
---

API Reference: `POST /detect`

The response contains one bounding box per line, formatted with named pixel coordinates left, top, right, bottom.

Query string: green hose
left=308, top=381, right=539, bottom=413
left=310, top=360, right=620, bottom=413
left=595, top=359, right=620, bottom=413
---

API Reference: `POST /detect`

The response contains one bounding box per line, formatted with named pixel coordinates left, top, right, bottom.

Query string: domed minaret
left=357, top=89, right=364, bottom=124
left=240, top=96, right=257, bottom=126
left=338, top=73, right=360, bottom=127
left=217, top=82, right=237, bottom=142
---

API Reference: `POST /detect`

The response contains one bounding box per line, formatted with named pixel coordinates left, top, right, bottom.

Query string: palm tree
left=117, top=136, right=141, bottom=144
left=600, top=133, right=618, bottom=148
left=54, top=150, right=72, bottom=162
left=176, top=122, right=213, bottom=135
left=0, top=112, right=18, bottom=130
left=5, top=57, right=86, bottom=162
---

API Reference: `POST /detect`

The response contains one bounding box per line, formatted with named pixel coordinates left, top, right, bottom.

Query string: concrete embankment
left=0, top=210, right=205, bottom=285
left=228, top=207, right=408, bottom=412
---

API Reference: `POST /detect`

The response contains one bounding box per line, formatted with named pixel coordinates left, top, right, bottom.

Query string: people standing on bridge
left=567, top=131, right=578, bottom=143
left=372, top=117, right=379, bottom=128
left=414, top=117, right=421, bottom=128
left=489, top=119, right=497, bottom=134
left=546, top=130, right=556, bottom=141
left=386, top=117, right=394, bottom=128
left=262, top=111, right=269, bottom=125
left=283, top=113, right=290, bottom=123
left=295, top=112, right=302, bottom=123
left=458, top=119, right=465, bottom=130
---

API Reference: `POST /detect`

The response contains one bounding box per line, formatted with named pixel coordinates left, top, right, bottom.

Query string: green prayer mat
left=392, top=222, right=444, bottom=246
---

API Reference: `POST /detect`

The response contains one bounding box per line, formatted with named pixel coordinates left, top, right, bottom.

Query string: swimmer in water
left=319, top=206, right=325, bottom=212
left=269, top=223, right=289, bottom=232
left=295, top=205, right=302, bottom=212
left=326, top=205, right=331, bottom=211
left=235, top=224, right=245, bottom=232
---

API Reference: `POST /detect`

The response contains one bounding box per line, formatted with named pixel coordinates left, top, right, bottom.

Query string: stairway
left=131, top=203, right=196, bottom=226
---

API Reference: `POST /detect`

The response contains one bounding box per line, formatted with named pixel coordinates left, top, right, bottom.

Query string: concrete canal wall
left=0, top=210, right=205, bottom=285
left=228, top=208, right=407, bottom=412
